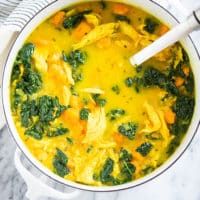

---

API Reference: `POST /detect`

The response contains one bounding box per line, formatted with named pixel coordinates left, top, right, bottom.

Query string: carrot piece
left=96, top=37, right=111, bottom=49
left=182, top=65, right=190, bottom=77
left=113, top=133, right=124, bottom=144
left=51, top=11, right=65, bottom=27
left=158, top=25, right=169, bottom=36
left=113, top=3, right=129, bottom=15
left=164, top=109, right=176, bottom=124
left=133, top=151, right=144, bottom=161
left=73, top=21, right=92, bottom=40
left=175, top=76, right=185, bottom=87
left=70, top=95, right=82, bottom=109
left=33, top=39, right=51, bottom=47
left=61, top=108, right=80, bottom=125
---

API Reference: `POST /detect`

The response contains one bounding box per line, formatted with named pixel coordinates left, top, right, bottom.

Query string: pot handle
left=0, top=27, right=19, bottom=130
left=15, top=148, right=81, bottom=200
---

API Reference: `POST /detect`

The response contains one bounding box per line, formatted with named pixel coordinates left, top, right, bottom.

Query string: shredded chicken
left=62, top=62, right=75, bottom=85
left=73, top=23, right=119, bottom=50
left=141, top=102, right=161, bottom=133
left=84, top=13, right=101, bottom=26
left=62, top=86, right=71, bottom=106
left=157, top=110, right=173, bottom=147
left=81, top=88, right=104, bottom=94
left=118, top=21, right=141, bottom=46
left=83, top=107, right=106, bottom=143
left=32, top=47, right=48, bottom=72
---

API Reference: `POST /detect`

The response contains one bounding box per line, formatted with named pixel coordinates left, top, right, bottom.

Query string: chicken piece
left=74, top=149, right=106, bottom=185
left=72, top=23, right=119, bottom=50
left=118, top=21, right=140, bottom=46
left=47, top=52, right=75, bottom=85
left=83, top=107, right=106, bottom=143
left=80, top=87, right=104, bottom=94
left=115, top=39, right=131, bottom=49
left=157, top=110, right=172, bottom=147
left=62, top=62, right=75, bottom=85
left=84, top=13, right=101, bottom=26
left=62, top=86, right=71, bottom=106
left=32, top=47, right=49, bottom=73
left=141, top=102, right=161, bottom=133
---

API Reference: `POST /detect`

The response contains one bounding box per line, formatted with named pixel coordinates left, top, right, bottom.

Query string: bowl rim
left=2, top=0, right=200, bottom=192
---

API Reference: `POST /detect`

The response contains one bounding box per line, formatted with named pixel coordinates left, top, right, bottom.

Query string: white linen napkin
left=0, top=0, right=55, bottom=31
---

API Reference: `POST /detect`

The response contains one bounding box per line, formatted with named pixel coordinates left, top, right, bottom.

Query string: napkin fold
left=0, top=0, right=54, bottom=31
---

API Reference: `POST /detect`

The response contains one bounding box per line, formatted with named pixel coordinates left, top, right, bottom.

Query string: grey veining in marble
left=0, top=125, right=200, bottom=200
left=1, top=0, right=200, bottom=200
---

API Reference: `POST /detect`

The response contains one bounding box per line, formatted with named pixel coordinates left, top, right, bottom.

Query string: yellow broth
left=10, top=1, right=195, bottom=186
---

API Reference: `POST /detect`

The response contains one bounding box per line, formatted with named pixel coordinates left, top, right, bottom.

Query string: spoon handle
left=130, top=8, right=200, bottom=66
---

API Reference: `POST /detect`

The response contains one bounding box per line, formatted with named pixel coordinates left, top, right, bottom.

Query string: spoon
left=130, top=8, right=200, bottom=66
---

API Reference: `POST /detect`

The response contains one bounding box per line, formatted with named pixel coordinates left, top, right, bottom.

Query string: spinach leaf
left=125, top=77, right=134, bottom=87
left=47, top=126, right=69, bottom=137
left=118, top=122, right=138, bottom=140
left=80, top=108, right=90, bottom=120
left=119, top=149, right=133, bottom=162
left=115, top=15, right=131, bottom=23
left=17, top=68, right=42, bottom=95
left=118, top=149, right=135, bottom=183
left=92, top=94, right=107, bottom=107
left=142, top=166, right=155, bottom=175
left=173, top=95, right=194, bottom=121
left=107, top=108, right=125, bottom=121
left=37, top=96, right=67, bottom=123
left=111, top=85, right=120, bottom=95
left=66, top=137, right=73, bottom=144
left=63, top=10, right=91, bottom=29
left=25, top=121, right=44, bottom=140
left=11, top=64, right=21, bottom=82
left=11, top=89, right=24, bottom=111
left=53, top=148, right=70, bottom=177
left=63, top=50, right=87, bottom=68
left=18, top=43, right=35, bottom=68
left=100, top=158, right=115, bottom=184
left=136, top=142, right=153, bottom=157
left=143, top=67, right=179, bottom=95
left=100, top=0, right=107, bottom=9
left=120, top=161, right=136, bottom=181
left=20, top=95, right=68, bottom=139
left=20, top=99, right=38, bottom=127
left=144, top=18, right=159, bottom=34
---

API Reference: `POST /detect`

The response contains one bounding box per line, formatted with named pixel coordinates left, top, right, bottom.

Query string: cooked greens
left=92, top=94, right=107, bottom=107
left=99, top=158, right=115, bottom=184
left=144, top=18, right=159, bottom=33
left=136, top=142, right=153, bottom=157
left=80, top=108, right=90, bottom=120
left=107, top=108, right=125, bottom=121
left=20, top=96, right=68, bottom=139
left=10, top=1, right=195, bottom=187
left=63, top=10, right=91, bottom=29
left=53, top=148, right=70, bottom=177
left=63, top=50, right=87, bottom=68
left=118, top=122, right=138, bottom=140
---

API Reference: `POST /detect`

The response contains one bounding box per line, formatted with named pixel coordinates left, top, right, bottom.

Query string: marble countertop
left=0, top=1, right=200, bottom=200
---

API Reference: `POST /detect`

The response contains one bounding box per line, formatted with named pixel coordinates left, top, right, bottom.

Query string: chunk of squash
left=72, top=23, right=119, bottom=50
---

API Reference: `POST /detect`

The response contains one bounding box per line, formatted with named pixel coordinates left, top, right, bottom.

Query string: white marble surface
left=0, top=1, right=200, bottom=200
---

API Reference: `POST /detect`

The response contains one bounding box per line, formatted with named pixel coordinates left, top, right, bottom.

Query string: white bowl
left=2, top=0, right=200, bottom=192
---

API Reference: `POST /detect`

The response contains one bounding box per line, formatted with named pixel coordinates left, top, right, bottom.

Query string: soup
left=10, top=1, right=195, bottom=186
